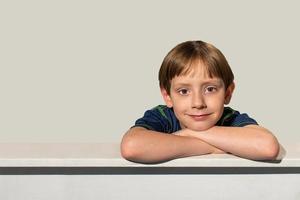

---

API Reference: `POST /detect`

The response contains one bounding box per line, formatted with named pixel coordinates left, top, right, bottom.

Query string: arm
left=120, top=127, right=224, bottom=164
left=179, top=125, right=280, bottom=160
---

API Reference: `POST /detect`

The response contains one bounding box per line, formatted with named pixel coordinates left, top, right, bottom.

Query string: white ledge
left=0, top=143, right=299, bottom=167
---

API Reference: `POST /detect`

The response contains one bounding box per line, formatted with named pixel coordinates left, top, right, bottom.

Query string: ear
left=224, top=82, right=235, bottom=105
left=160, top=88, right=173, bottom=108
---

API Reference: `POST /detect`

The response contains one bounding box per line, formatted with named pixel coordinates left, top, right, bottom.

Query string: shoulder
left=218, top=107, right=258, bottom=127
left=133, top=105, right=180, bottom=133
left=145, top=105, right=176, bottom=125
left=150, top=105, right=173, bottom=117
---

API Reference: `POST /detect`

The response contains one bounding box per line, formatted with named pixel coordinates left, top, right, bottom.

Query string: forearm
left=183, top=125, right=280, bottom=160
left=121, top=127, right=219, bottom=164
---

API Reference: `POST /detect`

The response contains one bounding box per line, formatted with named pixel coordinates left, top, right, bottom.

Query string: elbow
left=120, top=134, right=139, bottom=161
left=261, top=135, right=280, bottom=160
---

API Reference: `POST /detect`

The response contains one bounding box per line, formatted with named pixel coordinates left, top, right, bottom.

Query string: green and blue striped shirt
left=133, top=105, right=258, bottom=133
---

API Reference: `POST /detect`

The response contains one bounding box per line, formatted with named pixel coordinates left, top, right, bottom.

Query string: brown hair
left=159, top=40, right=234, bottom=94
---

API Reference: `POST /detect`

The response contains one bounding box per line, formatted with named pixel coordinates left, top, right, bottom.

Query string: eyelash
left=205, top=86, right=217, bottom=93
left=177, top=86, right=217, bottom=96
left=177, top=88, right=190, bottom=95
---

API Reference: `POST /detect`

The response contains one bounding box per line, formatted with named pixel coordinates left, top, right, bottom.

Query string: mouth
left=188, top=113, right=212, bottom=121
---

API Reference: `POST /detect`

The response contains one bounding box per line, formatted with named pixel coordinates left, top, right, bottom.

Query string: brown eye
left=205, top=86, right=217, bottom=93
left=178, top=89, right=189, bottom=95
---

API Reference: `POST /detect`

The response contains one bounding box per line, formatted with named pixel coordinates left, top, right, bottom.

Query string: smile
left=188, top=113, right=211, bottom=121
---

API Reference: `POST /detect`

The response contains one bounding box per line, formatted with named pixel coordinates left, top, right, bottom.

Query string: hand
left=173, top=130, right=185, bottom=137
left=175, top=128, right=226, bottom=154
left=173, top=129, right=195, bottom=137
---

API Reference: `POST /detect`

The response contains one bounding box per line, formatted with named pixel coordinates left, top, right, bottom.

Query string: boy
left=121, top=40, right=279, bottom=164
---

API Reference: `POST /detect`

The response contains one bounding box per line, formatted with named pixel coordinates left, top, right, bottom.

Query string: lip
left=188, top=113, right=211, bottom=121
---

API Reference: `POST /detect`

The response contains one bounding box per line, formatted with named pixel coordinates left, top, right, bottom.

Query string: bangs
left=178, top=57, right=222, bottom=80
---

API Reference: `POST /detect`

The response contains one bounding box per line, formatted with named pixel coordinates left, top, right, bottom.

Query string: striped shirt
left=133, top=105, right=258, bottom=133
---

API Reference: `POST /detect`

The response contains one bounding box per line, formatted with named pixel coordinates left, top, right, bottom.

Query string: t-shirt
left=133, top=105, right=258, bottom=133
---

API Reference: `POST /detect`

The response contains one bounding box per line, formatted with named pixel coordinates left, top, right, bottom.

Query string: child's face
left=161, top=64, right=234, bottom=131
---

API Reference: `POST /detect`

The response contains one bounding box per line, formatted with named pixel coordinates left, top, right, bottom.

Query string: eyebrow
left=202, top=80, right=223, bottom=86
left=173, top=83, right=191, bottom=87
left=173, top=79, right=223, bottom=87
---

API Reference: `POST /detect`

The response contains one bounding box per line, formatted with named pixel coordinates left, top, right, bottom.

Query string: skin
left=121, top=64, right=280, bottom=164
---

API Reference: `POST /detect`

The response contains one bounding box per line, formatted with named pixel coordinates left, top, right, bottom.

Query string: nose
left=191, top=93, right=207, bottom=109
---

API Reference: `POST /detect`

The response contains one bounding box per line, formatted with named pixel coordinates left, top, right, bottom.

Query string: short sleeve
left=132, top=107, right=169, bottom=132
left=231, top=113, right=258, bottom=127
left=218, top=107, right=259, bottom=127
left=132, top=105, right=180, bottom=133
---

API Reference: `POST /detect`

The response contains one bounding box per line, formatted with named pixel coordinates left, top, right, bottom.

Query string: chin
left=188, top=125, right=213, bottom=132
left=180, top=120, right=216, bottom=132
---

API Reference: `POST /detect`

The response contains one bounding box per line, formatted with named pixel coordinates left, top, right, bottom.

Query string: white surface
left=1, top=174, right=300, bottom=200
left=1, top=143, right=299, bottom=200
left=0, top=143, right=298, bottom=167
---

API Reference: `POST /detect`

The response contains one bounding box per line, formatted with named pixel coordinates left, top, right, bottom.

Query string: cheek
left=171, top=100, right=188, bottom=115
left=169, top=93, right=183, bottom=106
left=172, top=97, right=189, bottom=109
left=206, top=95, right=225, bottom=109
left=172, top=102, right=184, bottom=112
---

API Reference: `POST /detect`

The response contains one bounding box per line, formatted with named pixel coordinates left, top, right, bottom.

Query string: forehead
left=179, top=58, right=222, bottom=81
left=171, top=62, right=224, bottom=86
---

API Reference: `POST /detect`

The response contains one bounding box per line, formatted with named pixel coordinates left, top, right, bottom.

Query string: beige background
left=0, top=0, right=299, bottom=143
